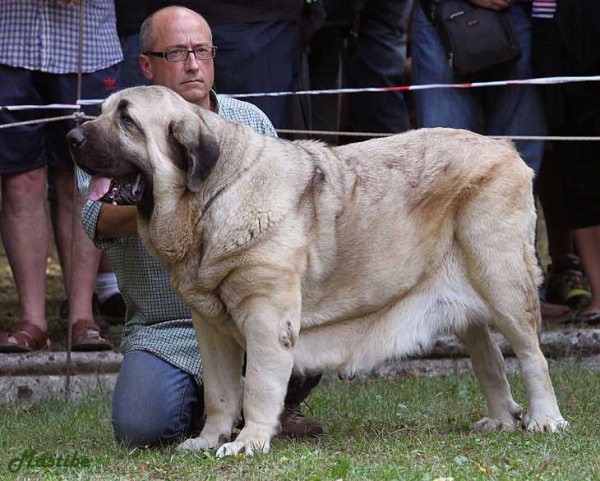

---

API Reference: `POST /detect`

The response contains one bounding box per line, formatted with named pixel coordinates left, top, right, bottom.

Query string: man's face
left=140, top=10, right=214, bottom=109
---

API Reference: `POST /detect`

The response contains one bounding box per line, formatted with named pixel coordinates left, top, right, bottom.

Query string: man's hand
left=97, top=205, right=138, bottom=239
left=469, top=0, right=512, bottom=10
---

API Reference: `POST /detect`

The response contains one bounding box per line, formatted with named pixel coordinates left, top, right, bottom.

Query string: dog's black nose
left=67, top=128, right=86, bottom=148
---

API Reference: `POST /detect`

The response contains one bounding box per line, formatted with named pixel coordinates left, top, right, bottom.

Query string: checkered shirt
left=0, top=0, right=122, bottom=74
left=79, top=93, right=277, bottom=384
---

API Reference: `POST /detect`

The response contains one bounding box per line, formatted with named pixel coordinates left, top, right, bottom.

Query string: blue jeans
left=112, top=350, right=203, bottom=448
left=118, top=33, right=151, bottom=90
left=411, top=4, right=545, bottom=174
left=111, top=350, right=322, bottom=448
left=345, top=0, right=413, bottom=134
left=212, top=21, right=301, bottom=130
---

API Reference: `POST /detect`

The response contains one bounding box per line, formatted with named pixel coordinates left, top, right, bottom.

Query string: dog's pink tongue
left=87, top=176, right=112, bottom=201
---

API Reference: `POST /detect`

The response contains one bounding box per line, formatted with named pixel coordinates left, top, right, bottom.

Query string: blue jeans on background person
left=411, top=3, right=545, bottom=174
left=112, top=350, right=203, bottom=448
left=119, top=34, right=151, bottom=90
left=212, top=20, right=301, bottom=130
left=345, top=0, right=413, bottom=135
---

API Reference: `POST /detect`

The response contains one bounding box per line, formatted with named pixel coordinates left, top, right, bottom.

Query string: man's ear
left=139, top=54, right=153, bottom=81
left=168, top=118, right=220, bottom=192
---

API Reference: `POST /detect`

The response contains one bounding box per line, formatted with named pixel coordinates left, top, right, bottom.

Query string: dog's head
left=68, top=85, right=220, bottom=208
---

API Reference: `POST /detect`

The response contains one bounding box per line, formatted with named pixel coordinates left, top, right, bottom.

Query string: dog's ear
left=168, top=118, right=220, bottom=193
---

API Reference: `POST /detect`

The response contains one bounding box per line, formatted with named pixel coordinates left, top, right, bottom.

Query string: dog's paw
left=175, top=436, right=214, bottom=453
left=523, top=414, right=570, bottom=433
left=475, top=401, right=522, bottom=432
left=216, top=438, right=270, bottom=458
left=475, top=416, right=519, bottom=432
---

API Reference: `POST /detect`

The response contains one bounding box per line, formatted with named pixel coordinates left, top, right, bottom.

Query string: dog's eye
left=120, top=112, right=136, bottom=129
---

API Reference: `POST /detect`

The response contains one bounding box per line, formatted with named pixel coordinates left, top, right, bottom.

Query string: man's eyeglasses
left=143, top=46, right=217, bottom=62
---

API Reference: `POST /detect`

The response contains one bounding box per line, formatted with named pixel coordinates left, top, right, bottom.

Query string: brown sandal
left=71, top=319, right=112, bottom=351
left=0, top=321, right=50, bottom=353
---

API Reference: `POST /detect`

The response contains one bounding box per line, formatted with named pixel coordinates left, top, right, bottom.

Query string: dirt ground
left=0, top=201, right=550, bottom=351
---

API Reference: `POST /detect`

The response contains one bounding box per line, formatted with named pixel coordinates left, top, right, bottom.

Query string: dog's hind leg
left=177, top=313, right=245, bottom=453
left=484, top=272, right=568, bottom=432
left=457, top=169, right=568, bottom=432
left=457, top=323, right=523, bottom=431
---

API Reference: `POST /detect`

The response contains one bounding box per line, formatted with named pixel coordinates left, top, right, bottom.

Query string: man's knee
left=1, top=168, right=47, bottom=203
left=111, top=350, right=203, bottom=448
left=112, top=405, right=186, bottom=448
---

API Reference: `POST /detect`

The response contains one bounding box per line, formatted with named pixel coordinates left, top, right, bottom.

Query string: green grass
left=1, top=364, right=599, bottom=480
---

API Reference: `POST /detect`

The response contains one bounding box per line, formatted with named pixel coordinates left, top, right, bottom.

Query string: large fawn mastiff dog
left=68, top=86, right=567, bottom=457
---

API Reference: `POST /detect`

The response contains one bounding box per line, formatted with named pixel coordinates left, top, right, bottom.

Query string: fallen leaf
left=539, top=455, right=556, bottom=474
left=475, top=462, right=494, bottom=474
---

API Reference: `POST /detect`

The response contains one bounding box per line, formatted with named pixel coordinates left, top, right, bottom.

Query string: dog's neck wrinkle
left=212, top=123, right=264, bottom=187
left=144, top=112, right=272, bottom=265
left=193, top=120, right=257, bottom=216
left=145, top=184, right=199, bottom=264
left=198, top=185, right=226, bottom=225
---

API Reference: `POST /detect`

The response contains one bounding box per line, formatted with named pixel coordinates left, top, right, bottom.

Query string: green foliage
left=1, top=365, right=599, bottom=480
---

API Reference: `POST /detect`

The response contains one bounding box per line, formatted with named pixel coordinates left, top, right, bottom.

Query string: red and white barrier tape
left=2, top=74, right=599, bottom=111
left=231, top=75, right=600, bottom=98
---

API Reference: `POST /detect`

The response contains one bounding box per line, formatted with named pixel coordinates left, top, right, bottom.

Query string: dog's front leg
left=216, top=302, right=298, bottom=458
left=177, top=313, right=244, bottom=453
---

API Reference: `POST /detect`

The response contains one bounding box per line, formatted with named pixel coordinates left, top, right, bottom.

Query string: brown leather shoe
left=0, top=320, right=50, bottom=353
left=71, top=319, right=112, bottom=351
left=279, top=403, right=325, bottom=438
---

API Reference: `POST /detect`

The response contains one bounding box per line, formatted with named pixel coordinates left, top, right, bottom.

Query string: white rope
left=1, top=103, right=80, bottom=111
left=276, top=129, right=600, bottom=142
left=0, top=115, right=79, bottom=130
left=2, top=113, right=600, bottom=142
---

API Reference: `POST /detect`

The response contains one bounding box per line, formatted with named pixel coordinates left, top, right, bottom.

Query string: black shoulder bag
left=425, top=0, right=522, bottom=79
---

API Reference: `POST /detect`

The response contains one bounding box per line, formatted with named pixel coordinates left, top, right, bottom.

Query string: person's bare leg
left=0, top=168, right=49, bottom=333
left=52, top=168, right=101, bottom=322
left=574, top=225, right=600, bottom=314
left=98, top=250, right=114, bottom=273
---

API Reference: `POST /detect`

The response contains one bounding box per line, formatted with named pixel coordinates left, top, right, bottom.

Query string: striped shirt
left=532, top=0, right=557, bottom=19
left=79, top=93, right=277, bottom=384
left=0, top=0, right=122, bottom=74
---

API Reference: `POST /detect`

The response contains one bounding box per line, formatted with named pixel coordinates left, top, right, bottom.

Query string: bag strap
left=425, top=0, right=533, bottom=21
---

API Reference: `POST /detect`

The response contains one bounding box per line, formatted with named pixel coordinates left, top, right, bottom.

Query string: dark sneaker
left=573, top=311, right=600, bottom=325
left=546, top=263, right=592, bottom=311
left=279, top=403, right=325, bottom=438
left=96, top=293, right=127, bottom=325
